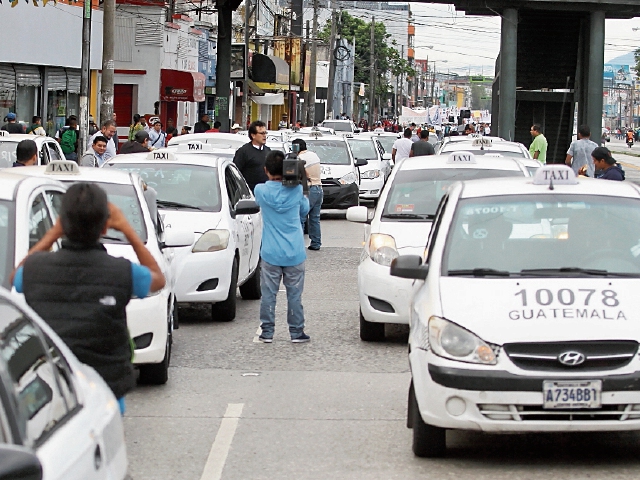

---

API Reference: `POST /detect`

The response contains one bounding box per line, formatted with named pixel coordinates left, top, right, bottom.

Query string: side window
left=426, top=195, right=449, bottom=263
left=46, top=143, right=63, bottom=162
left=0, top=300, right=76, bottom=447
left=45, top=190, right=64, bottom=219
left=229, top=165, right=251, bottom=199
left=29, top=194, right=53, bottom=249
left=225, top=167, right=241, bottom=208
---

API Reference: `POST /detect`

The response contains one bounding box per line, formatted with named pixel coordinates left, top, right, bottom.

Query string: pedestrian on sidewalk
left=529, top=124, right=548, bottom=163
left=565, top=124, right=597, bottom=177
left=592, top=147, right=625, bottom=181
left=120, top=130, right=150, bottom=154
left=89, top=120, right=118, bottom=161
left=409, top=130, right=436, bottom=157
left=254, top=150, right=310, bottom=343
left=148, top=120, right=167, bottom=149
left=233, top=120, right=270, bottom=192
left=12, top=183, right=165, bottom=413
left=292, top=138, right=323, bottom=251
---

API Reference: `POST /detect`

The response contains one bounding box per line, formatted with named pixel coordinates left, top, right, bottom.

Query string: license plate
left=542, top=380, right=602, bottom=409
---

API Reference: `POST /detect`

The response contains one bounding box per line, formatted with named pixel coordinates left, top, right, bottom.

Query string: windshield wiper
left=519, top=267, right=639, bottom=278
left=157, top=200, right=202, bottom=210
left=381, top=213, right=435, bottom=220
left=448, top=268, right=511, bottom=277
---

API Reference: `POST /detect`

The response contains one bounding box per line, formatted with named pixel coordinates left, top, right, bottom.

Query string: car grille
left=504, top=341, right=638, bottom=372
left=478, top=403, right=640, bottom=422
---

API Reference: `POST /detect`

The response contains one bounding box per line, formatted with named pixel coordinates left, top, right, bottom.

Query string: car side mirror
left=382, top=153, right=392, bottom=161
left=346, top=205, right=369, bottom=223
left=390, top=255, right=428, bottom=280
left=161, top=230, right=194, bottom=249
left=355, top=159, right=368, bottom=167
left=0, top=445, right=43, bottom=480
left=235, top=199, right=260, bottom=215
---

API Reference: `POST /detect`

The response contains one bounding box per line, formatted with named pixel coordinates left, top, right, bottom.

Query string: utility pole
left=307, top=0, right=318, bottom=126
left=216, top=0, right=233, bottom=132
left=301, top=19, right=310, bottom=125
left=242, top=0, right=251, bottom=129
left=327, top=9, right=337, bottom=120
left=399, top=45, right=404, bottom=113
left=100, top=0, right=115, bottom=126
left=368, top=16, right=375, bottom=127
left=79, top=0, right=92, bottom=153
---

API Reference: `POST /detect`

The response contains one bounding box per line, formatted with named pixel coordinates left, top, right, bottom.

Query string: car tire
left=410, top=382, right=446, bottom=457
left=212, top=257, right=238, bottom=321
left=239, top=261, right=261, bottom=300
left=138, top=301, right=173, bottom=385
left=359, top=309, right=385, bottom=341
left=407, top=380, right=416, bottom=428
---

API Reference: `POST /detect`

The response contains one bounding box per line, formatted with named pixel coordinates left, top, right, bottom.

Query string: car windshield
left=376, top=136, right=396, bottom=154
left=443, top=195, right=640, bottom=276
left=322, top=122, right=352, bottom=132
left=347, top=139, right=377, bottom=160
left=383, top=169, right=523, bottom=221
left=107, top=163, right=221, bottom=212
left=0, top=142, right=17, bottom=168
left=441, top=146, right=525, bottom=158
left=0, top=200, right=15, bottom=288
left=307, top=140, right=350, bottom=165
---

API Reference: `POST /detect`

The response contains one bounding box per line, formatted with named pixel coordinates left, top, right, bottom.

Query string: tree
left=320, top=12, right=415, bottom=103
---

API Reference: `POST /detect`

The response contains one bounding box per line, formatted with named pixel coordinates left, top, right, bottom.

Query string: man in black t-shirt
left=1, top=112, right=24, bottom=133
left=409, top=130, right=435, bottom=157
left=232, top=120, right=270, bottom=192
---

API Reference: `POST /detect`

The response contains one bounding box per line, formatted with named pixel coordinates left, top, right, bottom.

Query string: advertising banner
left=603, top=64, right=633, bottom=85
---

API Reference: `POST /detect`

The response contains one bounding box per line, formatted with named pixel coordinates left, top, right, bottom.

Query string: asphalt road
left=124, top=208, right=640, bottom=480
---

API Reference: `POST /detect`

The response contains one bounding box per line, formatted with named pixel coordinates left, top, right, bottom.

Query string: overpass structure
left=414, top=0, right=640, bottom=162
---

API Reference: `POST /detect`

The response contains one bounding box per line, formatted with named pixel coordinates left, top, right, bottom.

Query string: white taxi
left=7, top=162, right=191, bottom=385
left=346, top=136, right=392, bottom=203
left=438, top=136, right=531, bottom=159
left=105, top=143, right=262, bottom=321
left=167, top=132, right=248, bottom=151
left=347, top=152, right=529, bottom=341
left=0, top=131, right=65, bottom=167
left=391, top=165, right=640, bottom=457
left=0, top=288, right=128, bottom=479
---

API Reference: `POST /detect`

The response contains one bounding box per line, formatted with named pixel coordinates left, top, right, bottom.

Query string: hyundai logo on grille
left=558, top=351, right=586, bottom=366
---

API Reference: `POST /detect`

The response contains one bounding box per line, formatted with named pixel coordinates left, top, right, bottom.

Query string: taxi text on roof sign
left=45, top=160, right=80, bottom=175
left=532, top=164, right=578, bottom=185
left=176, top=141, right=214, bottom=153
left=0, top=131, right=8, bottom=137
left=472, top=137, right=492, bottom=147
left=447, top=151, right=477, bottom=164
left=147, top=150, right=176, bottom=161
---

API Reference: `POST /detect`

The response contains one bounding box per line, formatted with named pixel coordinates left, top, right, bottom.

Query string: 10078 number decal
left=509, top=289, right=626, bottom=321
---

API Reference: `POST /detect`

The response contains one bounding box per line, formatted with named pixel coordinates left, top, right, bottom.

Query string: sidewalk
left=602, top=138, right=640, bottom=185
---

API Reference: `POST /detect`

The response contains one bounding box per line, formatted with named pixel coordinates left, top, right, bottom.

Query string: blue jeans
left=259, top=260, right=305, bottom=339
left=302, top=185, right=323, bottom=249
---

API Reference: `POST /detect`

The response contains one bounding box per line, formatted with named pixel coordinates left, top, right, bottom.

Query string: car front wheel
left=212, top=257, right=238, bottom=321
left=410, top=382, right=446, bottom=457
left=239, top=261, right=261, bottom=300
left=359, top=309, right=385, bottom=341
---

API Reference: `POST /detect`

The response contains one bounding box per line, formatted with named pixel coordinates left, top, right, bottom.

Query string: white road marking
left=200, top=403, right=244, bottom=480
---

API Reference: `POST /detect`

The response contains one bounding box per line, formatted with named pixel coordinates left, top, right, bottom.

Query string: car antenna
left=549, top=176, right=554, bottom=191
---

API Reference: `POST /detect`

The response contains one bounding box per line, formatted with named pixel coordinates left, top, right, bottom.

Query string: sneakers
left=258, top=336, right=273, bottom=343
left=308, top=246, right=320, bottom=251
left=291, top=333, right=310, bottom=343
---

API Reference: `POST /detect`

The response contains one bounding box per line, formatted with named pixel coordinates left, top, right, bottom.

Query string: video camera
left=282, top=143, right=309, bottom=194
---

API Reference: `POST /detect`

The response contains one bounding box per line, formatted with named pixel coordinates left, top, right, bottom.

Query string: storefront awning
left=250, top=93, right=284, bottom=105
left=247, top=79, right=265, bottom=94
left=251, top=54, right=289, bottom=85
left=160, top=69, right=205, bottom=102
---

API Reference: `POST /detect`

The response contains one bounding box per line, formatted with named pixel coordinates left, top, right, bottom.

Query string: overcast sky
left=402, top=3, right=640, bottom=76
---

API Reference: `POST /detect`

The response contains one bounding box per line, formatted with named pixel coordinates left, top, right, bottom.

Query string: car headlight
left=427, top=316, right=497, bottom=365
left=192, top=230, right=230, bottom=253
left=367, top=233, right=398, bottom=266
left=360, top=169, right=381, bottom=179
left=339, top=172, right=357, bottom=185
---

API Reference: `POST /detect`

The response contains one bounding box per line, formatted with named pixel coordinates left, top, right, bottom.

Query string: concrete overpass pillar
left=216, top=1, right=233, bottom=132
left=587, top=11, right=605, bottom=145
left=498, top=8, right=517, bottom=141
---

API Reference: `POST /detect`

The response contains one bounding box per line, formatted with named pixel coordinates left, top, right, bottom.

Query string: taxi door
left=224, top=166, right=252, bottom=281
left=228, top=164, right=260, bottom=273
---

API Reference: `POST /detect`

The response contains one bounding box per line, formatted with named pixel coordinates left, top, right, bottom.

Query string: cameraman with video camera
left=254, top=150, right=311, bottom=343
left=291, top=138, right=323, bottom=251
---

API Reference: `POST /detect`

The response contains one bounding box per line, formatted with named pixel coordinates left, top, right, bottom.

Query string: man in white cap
left=230, top=123, right=241, bottom=134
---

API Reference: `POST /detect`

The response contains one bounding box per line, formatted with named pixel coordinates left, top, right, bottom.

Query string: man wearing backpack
left=59, top=117, right=79, bottom=161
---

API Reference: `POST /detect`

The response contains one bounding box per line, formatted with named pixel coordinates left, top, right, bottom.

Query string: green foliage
left=320, top=11, right=415, bottom=99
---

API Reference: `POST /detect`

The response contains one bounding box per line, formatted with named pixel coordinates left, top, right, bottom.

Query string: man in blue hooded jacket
left=254, top=150, right=310, bottom=343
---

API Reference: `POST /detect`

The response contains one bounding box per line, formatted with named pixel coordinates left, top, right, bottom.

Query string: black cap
left=134, top=130, right=150, bottom=143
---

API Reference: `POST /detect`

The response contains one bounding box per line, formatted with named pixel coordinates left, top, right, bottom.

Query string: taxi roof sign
left=147, top=150, right=176, bottom=161
left=532, top=165, right=578, bottom=185
left=176, top=141, right=214, bottom=153
left=45, top=160, right=80, bottom=175
left=447, top=151, right=477, bottom=164
left=0, top=131, right=9, bottom=137
left=472, top=137, right=492, bottom=147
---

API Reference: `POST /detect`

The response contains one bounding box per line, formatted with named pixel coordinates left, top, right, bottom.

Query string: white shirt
left=88, top=131, right=117, bottom=160
left=148, top=129, right=167, bottom=148
left=392, top=137, right=413, bottom=161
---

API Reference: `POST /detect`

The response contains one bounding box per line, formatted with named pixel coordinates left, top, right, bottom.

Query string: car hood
left=439, top=277, right=640, bottom=344
left=376, top=220, right=433, bottom=255
left=160, top=209, right=221, bottom=234
left=104, top=243, right=138, bottom=263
